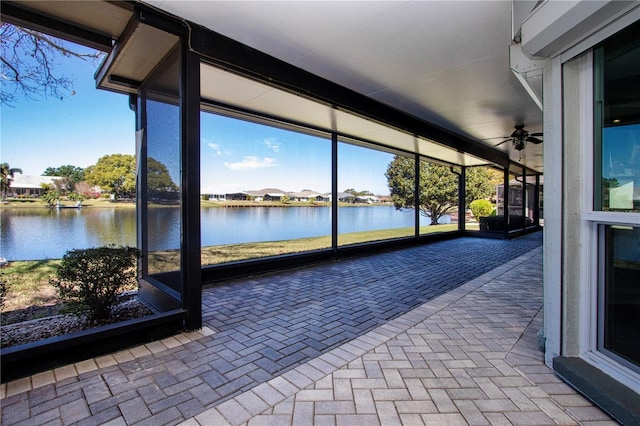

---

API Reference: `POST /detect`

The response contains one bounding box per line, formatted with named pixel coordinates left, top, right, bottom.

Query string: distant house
left=246, top=188, right=288, bottom=202
left=333, top=192, right=355, bottom=203
left=9, top=175, right=61, bottom=197
left=289, top=190, right=329, bottom=202
left=264, top=192, right=285, bottom=201
left=226, top=192, right=249, bottom=201
left=208, top=191, right=248, bottom=201
left=355, top=195, right=381, bottom=203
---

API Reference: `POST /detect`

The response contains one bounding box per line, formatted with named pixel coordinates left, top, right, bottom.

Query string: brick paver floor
left=1, top=233, right=615, bottom=425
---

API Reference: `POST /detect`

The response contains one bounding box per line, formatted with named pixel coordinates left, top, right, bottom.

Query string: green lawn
left=1, top=223, right=478, bottom=317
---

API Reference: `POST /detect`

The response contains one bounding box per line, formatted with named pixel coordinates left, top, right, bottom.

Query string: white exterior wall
left=542, top=54, right=562, bottom=366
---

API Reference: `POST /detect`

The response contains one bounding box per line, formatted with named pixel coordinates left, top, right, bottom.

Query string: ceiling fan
left=494, top=124, right=543, bottom=151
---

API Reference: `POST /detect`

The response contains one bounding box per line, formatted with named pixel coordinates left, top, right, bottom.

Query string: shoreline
left=0, top=199, right=398, bottom=209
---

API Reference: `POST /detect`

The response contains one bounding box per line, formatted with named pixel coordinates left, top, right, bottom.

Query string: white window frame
left=574, top=50, right=640, bottom=393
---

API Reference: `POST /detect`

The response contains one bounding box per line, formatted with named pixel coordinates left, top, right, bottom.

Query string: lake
left=1, top=205, right=448, bottom=260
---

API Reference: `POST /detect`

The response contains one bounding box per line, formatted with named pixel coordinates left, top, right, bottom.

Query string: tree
left=0, top=163, right=23, bottom=200
left=486, top=168, right=504, bottom=187
left=147, top=158, right=178, bottom=199
left=43, top=165, right=85, bottom=182
left=385, top=157, right=493, bottom=225
left=343, top=188, right=374, bottom=197
left=74, top=181, right=97, bottom=198
left=43, top=165, right=85, bottom=196
left=465, top=167, right=495, bottom=208
left=386, top=156, right=458, bottom=225
left=85, top=154, right=136, bottom=199
left=1, top=23, right=102, bottom=106
left=40, top=183, right=60, bottom=207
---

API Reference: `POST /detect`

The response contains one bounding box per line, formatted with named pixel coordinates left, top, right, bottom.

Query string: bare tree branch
left=0, top=22, right=105, bottom=106
left=20, top=27, right=102, bottom=61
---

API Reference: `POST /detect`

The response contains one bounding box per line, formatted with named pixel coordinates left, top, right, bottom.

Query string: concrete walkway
left=1, top=234, right=615, bottom=425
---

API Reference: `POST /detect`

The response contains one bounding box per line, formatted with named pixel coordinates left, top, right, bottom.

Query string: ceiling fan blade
left=483, top=136, right=511, bottom=140
left=494, top=139, right=510, bottom=146
left=530, top=132, right=543, bottom=137
left=527, top=136, right=543, bottom=144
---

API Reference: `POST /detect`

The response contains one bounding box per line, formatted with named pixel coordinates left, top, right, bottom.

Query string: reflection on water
left=1, top=205, right=420, bottom=260
left=1, top=208, right=136, bottom=261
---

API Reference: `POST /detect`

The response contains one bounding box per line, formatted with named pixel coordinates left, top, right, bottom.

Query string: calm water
left=0, top=205, right=445, bottom=260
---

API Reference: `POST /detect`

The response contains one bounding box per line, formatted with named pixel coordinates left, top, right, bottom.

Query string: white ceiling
left=147, top=0, right=544, bottom=172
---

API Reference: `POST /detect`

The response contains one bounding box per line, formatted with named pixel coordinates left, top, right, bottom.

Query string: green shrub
left=50, top=246, right=140, bottom=321
left=469, top=199, right=493, bottom=220
left=67, top=192, right=87, bottom=202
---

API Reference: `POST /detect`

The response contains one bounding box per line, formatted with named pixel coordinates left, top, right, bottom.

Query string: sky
left=1, top=42, right=135, bottom=176
left=1, top=29, right=393, bottom=196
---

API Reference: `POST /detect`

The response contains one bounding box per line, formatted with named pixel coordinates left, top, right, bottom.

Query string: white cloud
left=207, top=142, right=221, bottom=154
left=202, top=138, right=224, bottom=156
left=224, top=156, right=278, bottom=170
left=263, top=137, right=280, bottom=152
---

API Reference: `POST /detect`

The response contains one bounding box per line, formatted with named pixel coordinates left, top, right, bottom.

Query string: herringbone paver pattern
left=186, top=246, right=615, bottom=426
left=197, top=233, right=543, bottom=391
left=1, top=233, right=613, bottom=425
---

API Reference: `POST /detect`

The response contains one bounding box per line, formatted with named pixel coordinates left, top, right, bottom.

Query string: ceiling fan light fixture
left=512, top=137, right=526, bottom=151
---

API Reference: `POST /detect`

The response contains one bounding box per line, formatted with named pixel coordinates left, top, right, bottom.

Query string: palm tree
left=0, top=163, right=23, bottom=201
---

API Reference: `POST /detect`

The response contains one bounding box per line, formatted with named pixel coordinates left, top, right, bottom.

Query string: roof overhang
left=1, top=1, right=133, bottom=51
left=95, top=19, right=179, bottom=94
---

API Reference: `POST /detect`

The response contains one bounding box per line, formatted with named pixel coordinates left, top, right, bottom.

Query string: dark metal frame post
left=414, top=154, right=420, bottom=238
left=332, top=133, right=339, bottom=256
left=503, top=164, right=510, bottom=239
left=522, top=168, right=527, bottom=230
left=135, top=94, right=148, bottom=278
left=534, top=173, right=541, bottom=228
left=459, top=166, right=466, bottom=231
left=181, top=46, right=202, bottom=330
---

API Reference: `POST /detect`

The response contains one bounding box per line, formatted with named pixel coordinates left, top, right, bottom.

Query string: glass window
left=146, top=99, right=181, bottom=276
left=599, top=225, right=640, bottom=372
left=595, top=22, right=640, bottom=212
left=338, top=143, right=413, bottom=245
left=200, top=112, right=331, bottom=264
left=594, top=22, right=640, bottom=374
left=539, top=180, right=544, bottom=226
left=417, top=159, right=458, bottom=234
left=143, top=46, right=182, bottom=279
left=0, top=25, right=135, bottom=346
left=494, top=169, right=527, bottom=232
left=525, top=181, right=537, bottom=225
left=464, top=166, right=499, bottom=231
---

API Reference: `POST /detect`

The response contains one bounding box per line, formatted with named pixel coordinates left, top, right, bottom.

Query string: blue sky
left=1, top=31, right=393, bottom=196
left=1, top=42, right=135, bottom=176
left=201, top=114, right=393, bottom=195
left=603, top=124, right=640, bottom=179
